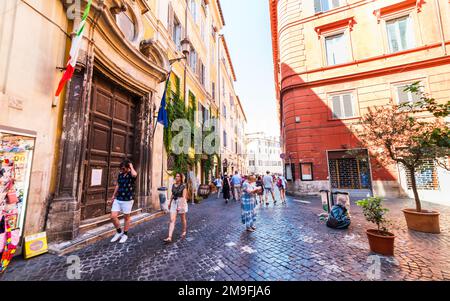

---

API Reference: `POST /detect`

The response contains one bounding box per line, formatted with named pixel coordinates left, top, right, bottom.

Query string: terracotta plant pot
left=366, top=229, right=395, bottom=256
left=402, top=208, right=440, bottom=234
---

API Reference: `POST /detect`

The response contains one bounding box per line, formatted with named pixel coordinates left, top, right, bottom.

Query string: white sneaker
left=110, top=232, right=123, bottom=243
left=119, top=234, right=128, bottom=244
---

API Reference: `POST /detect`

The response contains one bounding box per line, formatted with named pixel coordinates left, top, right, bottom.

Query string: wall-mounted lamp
left=295, top=116, right=301, bottom=123
left=180, top=38, right=191, bottom=58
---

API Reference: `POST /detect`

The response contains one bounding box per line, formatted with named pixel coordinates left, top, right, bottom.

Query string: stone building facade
left=1, top=0, right=69, bottom=239
left=219, top=36, right=248, bottom=176
left=246, top=132, right=283, bottom=175
left=1, top=0, right=247, bottom=245
left=270, top=0, right=450, bottom=202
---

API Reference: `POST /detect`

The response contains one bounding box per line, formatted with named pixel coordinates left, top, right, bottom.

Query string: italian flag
left=55, top=0, right=93, bottom=97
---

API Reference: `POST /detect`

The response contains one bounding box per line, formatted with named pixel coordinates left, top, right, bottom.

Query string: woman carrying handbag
left=163, top=173, right=188, bottom=243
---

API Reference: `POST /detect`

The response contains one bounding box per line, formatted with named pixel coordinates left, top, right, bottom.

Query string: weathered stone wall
left=0, top=0, right=68, bottom=236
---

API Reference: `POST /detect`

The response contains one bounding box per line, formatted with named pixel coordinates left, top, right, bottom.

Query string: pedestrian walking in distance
left=255, top=175, right=264, bottom=205
left=214, top=175, right=223, bottom=199
left=263, top=171, right=277, bottom=206
left=277, top=175, right=287, bottom=204
left=241, top=175, right=260, bottom=232
left=164, top=173, right=188, bottom=243
left=108, top=159, right=138, bottom=244
left=231, top=171, right=242, bottom=202
left=222, top=173, right=231, bottom=203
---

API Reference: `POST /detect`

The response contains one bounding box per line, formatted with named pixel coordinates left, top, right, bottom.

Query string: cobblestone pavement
left=2, top=190, right=450, bottom=281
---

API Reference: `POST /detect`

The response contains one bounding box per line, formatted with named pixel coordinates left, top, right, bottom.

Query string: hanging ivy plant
left=162, top=76, right=220, bottom=183
left=163, top=76, right=198, bottom=176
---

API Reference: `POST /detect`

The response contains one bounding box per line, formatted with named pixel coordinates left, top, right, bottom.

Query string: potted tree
left=355, top=83, right=449, bottom=233
left=356, top=197, right=395, bottom=256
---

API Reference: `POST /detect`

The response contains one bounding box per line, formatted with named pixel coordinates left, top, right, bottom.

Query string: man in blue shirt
left=263, top=171, right=277, bottom=206
left=231, top=171, right=242, bottom=202
left=108, top=159, right=137, bottom=244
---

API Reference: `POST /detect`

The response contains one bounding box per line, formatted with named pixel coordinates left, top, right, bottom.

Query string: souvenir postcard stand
left=0, top=132, right=35, bottom=255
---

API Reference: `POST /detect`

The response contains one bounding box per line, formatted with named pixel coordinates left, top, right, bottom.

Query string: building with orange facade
left=270, top=0, right=450, bottom=202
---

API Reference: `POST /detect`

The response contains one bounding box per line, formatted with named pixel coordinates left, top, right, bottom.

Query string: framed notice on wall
left=300, top=163, right=313, bottom=181
left=285, top=164, right=292, bottom=181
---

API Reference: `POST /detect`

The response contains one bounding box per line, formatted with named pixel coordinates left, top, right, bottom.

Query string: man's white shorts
left=111, top=199, right=134, bottom=214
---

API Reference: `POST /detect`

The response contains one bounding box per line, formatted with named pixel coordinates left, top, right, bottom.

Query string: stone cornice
left=94, top=0, right=168, bottom=87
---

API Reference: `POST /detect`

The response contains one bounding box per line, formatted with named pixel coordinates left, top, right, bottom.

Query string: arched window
left=116, top=8, right=136, bottom=41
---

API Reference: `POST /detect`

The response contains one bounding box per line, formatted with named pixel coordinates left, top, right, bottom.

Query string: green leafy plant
left=163, top=76, right=196, bottom=176
left=356, top=197, right=391, bottom=234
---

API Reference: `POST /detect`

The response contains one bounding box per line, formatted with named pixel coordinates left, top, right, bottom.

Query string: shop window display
left=0, top=132, right=35, bottom=265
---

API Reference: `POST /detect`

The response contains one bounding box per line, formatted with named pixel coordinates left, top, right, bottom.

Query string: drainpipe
left=435, top=0, right=447, bottom=55
left=183, top=0, right=189, bottom=103
left=218, top=33, right=223, bottom=175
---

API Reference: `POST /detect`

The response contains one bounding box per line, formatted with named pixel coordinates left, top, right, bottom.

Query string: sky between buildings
left=220, top=0, right=280, bottom=138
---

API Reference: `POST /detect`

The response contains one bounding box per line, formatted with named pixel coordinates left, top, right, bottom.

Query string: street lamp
left=180, top=38, right=191, bottom=58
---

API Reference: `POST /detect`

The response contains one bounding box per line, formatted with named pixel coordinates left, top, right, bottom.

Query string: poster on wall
left=90, top=169, right=103, bottom=186
left=0, top=130, right=35, bottom=248
left=300, top=163, right=313, bottom=181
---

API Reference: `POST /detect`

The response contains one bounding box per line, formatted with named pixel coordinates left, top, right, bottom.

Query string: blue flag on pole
left=157, top=73, right=170, bottom=128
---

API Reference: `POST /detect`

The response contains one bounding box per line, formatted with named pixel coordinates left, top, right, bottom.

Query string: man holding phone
left=108, top=159, right=137, bottom=244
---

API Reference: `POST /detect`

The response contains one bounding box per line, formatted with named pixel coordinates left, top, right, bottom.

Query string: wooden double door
left=81, top=74, right=139, bottom=220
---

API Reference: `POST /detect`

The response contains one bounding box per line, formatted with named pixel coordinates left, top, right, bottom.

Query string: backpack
left=276, top=178, right=282, bottom=188
left=326, top=204, right=351, bottom=229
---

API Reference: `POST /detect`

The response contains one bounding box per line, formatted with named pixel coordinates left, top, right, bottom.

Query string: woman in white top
left=214, top=176, right=223, bottom=199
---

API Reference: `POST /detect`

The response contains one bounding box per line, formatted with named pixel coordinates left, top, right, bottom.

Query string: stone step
left=48, top=211, right=166, bottom=256
left=79, top=209, right=143, bottom=234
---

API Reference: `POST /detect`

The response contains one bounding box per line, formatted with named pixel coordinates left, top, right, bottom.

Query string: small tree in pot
left=356, top=197, right=395, bottom=256
left=355, top=82, right=449, bottom=233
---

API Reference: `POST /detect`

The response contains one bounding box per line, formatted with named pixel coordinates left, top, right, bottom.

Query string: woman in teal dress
left=241, top=175, right=261, bottom=232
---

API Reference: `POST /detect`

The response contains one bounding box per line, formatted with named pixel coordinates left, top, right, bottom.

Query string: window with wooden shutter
left=199, top=61, right=205, bottom=86
left=342, top=94, right=353, bottom=117
left=330, top=92, right=356, bottom=119
left=314, top=0, right=322, bottom=13
left=394, top=82, right=423, bottom=105
left=325, top=32, right=350, bottom=66
left=168, top=3, right=174, bottom=38
left=189, top=47, right=197, bottom=72
left=332, top=95, right=342, bottom=118
left=315, top=0, right=341, bottom=14
left=386, top=15, right=415, bottom=53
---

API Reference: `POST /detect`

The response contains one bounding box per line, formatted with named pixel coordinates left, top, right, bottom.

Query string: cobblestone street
left=2, top=191, right=450, bottom=281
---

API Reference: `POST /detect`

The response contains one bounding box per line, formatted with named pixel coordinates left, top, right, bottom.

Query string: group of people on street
left=213, top=171, right=244, bottom=203
left=214, top=171, right=287, bottom=232
left=214, top=171, right=287, bottom=205
left=107, top=159, right=289, bottom=244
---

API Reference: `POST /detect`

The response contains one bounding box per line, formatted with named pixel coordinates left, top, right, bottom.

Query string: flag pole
left=157, top=69, right=171, bottom=188
left=155, top=57, right=185, bottom=188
